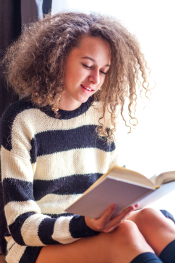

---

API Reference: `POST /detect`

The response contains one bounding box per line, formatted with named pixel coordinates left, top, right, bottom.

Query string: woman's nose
left=88, top=71, right=100, bottom=85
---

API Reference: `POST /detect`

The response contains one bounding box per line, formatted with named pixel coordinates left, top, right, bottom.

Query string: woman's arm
left=0, top=102, right=100, bottom=247
left=1, top=147, right=99, bottom=246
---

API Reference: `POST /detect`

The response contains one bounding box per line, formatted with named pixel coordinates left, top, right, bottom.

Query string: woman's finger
left=85, top=204, right=138, bottom=232
left=92, top=204, right=117, bottom=230
left=102, top=206, right=135, bottom=233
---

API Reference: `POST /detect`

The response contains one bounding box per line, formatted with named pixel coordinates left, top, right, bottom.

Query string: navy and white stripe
left=0, top=97, right=121, bottom=263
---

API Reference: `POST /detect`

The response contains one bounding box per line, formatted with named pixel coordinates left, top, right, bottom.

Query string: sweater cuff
left=69, top=215, right=99, bottom=238
left=19, top=246, right=43, bottom=263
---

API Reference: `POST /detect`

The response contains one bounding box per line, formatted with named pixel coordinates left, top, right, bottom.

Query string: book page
left=154, top=171, right=175, bottom=186
left=108, top=166, right=155, bottom=188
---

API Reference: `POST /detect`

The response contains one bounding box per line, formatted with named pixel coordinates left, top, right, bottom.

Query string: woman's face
left=59, top=35, right=111, bottom=111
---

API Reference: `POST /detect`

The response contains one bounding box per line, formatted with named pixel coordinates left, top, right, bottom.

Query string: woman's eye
left=100, top=70, right=107, bottom=75
left=82, top=63, right=107, bottom=75
left=82, top=64, right=91, bottom=69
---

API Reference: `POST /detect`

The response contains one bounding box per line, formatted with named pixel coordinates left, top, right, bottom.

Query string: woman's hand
left=85, top=204, right=138, bottom=233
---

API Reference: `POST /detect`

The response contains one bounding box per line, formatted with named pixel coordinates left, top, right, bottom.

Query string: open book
left=65, top=166, right=175, bottom=218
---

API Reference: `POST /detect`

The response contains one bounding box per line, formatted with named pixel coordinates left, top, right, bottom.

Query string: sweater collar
left=41, top=96, right=94, bottom=119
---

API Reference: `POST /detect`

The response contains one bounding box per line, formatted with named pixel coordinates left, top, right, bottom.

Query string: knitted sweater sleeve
left=0, top=105, right=99, bottom=247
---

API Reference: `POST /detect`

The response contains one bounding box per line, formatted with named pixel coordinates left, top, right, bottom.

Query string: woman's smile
left=81, top=84, right=94, bottom=92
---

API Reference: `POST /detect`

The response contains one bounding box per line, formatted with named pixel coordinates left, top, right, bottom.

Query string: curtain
left=0, top=0, right=52, bottom=254
left=0, top=0, right=21, bottom=118
left=0, top=0, right=52, bottom=118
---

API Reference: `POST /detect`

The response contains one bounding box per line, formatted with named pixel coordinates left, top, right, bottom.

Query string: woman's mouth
left=81, top=84, right=94, bottom=92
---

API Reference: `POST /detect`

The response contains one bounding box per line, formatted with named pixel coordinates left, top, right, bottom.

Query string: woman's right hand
left=85, top=204, right=138, bottom=233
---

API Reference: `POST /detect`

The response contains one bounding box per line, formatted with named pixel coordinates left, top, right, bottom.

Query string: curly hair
left=2, top=11, right=151, bottom=141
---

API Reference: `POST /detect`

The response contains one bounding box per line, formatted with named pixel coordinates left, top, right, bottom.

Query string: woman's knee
left=135, top=208, right=167, bottom=227
left=132, top=207, right=175, bottom=236
left=116, top=220, right=138, bottom=235
left=138, top=207, right=160, bottom=218
left=111, top=220, right=142, bottom=245
left=108, top=220, right=153, bottom=256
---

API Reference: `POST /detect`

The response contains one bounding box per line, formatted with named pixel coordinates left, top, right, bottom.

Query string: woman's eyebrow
left=81, top=56, right=110, bottom=67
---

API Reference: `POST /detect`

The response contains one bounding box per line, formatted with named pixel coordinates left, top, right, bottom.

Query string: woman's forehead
left=72, top=35, right=111, bottom=65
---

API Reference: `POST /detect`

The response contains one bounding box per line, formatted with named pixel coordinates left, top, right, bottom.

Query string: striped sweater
left=0, top=97, right=122, bottom=263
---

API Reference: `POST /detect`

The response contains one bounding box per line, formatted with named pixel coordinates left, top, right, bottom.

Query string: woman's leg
left=127, top=208, right=175, bottom=256
left=36, top=220, right=154, bottom=263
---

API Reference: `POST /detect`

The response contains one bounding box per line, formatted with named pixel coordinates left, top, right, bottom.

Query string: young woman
left=1, top=12, right=175, bottom=263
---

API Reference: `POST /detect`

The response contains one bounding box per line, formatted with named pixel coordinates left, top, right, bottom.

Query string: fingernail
left=109, top=227, right=114, bottom=232
left=128, top=207, right=134, bottom=213
left=112, top=204, right=117, bottom=210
